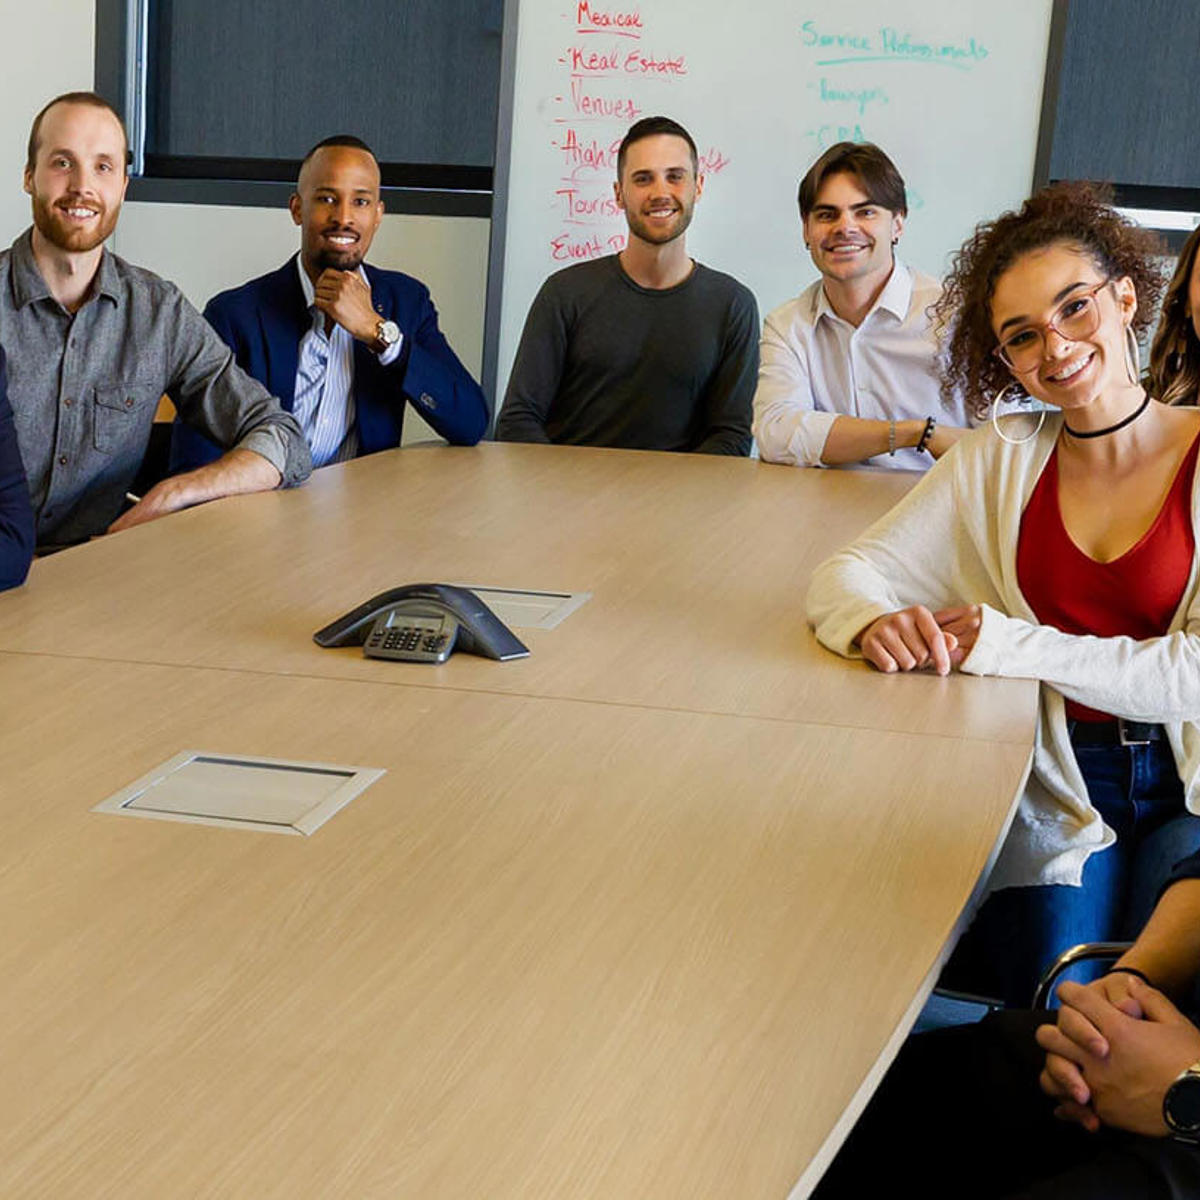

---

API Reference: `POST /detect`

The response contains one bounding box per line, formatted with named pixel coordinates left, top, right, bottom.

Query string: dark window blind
left=1042, top=0, right=1200, bottom=208
left=145, top=0, right=503, bottom=191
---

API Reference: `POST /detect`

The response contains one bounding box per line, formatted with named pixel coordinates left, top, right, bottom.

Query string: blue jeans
left=940, top=735, right=1198, bottom=1007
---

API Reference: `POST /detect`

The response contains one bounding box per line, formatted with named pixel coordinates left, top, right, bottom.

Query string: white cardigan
left=806, top=413, right=1200, bottom=891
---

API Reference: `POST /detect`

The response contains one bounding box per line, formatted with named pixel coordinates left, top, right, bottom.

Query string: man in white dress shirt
left=753, top=142, right=971, bottom=471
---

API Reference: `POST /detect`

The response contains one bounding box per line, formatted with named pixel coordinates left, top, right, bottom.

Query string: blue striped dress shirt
left=294, top=260, right=402, bottom=467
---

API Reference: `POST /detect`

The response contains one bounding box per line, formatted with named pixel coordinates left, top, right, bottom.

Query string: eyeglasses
left=993, top=280, right=1113, bottom=373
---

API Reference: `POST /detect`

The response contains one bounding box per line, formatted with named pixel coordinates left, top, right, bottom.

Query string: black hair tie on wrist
left=1106, top=965, right=1154, bottom=988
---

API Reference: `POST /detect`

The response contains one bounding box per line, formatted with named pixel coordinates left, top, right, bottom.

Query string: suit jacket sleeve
left=383, top=282, right=488, bottom=446
left=0, top=348, right=35, bottom=590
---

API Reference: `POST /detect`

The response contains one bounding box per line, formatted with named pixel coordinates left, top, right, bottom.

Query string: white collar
left=814, top=260, right=915, bottom=326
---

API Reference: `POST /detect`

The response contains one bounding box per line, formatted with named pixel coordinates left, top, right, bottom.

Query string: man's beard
left=31, top=192, right=118, bottom=253
left=313, top=239, right=364, bottom=273
left=624, top=201, right=694, bottom=246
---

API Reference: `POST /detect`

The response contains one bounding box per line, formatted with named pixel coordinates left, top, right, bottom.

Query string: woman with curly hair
left=807, top=181, right=1200, bottom=1006
left=1148, top=223, right=1200, bottom=407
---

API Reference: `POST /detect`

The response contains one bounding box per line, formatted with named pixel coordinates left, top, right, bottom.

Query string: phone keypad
left=363, top=615, right=457, bottom=663
left=372, top=628, right=449, bottom=654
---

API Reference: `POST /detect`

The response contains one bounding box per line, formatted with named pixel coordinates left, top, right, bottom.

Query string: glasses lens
left=1057, top=293, right=1100, bottom=339
left=998, top=288, right=1104, bottom=371
left=999, top=331, right=1042, bottom=371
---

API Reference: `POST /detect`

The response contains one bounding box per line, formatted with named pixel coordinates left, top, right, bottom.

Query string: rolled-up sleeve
left=752, top=311, right=837, bottom=467
left=166, top=290, right=312, bottom=486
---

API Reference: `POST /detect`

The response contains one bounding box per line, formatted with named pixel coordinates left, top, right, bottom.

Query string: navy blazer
left=0, top=347, right=34, bottom=590
left=170, top=257, right=488, bottom=472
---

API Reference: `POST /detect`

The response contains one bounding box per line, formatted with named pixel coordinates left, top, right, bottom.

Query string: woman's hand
left=856, top=606, right=959, bottom=676
left=933, top=605, right=983, bottom=668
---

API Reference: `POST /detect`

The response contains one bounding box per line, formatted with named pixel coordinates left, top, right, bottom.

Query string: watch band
left=373, top=319, right=401, bottom=354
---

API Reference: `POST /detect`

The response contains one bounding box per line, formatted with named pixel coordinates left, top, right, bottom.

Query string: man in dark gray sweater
left=496, top=116, right=758, bottom=456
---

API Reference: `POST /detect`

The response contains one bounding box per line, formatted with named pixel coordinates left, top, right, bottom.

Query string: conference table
left=0, top=444, right=1036, bottom=1198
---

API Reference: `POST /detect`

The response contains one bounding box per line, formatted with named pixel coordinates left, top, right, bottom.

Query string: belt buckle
left=1118, top=718, right=1152, bottom=747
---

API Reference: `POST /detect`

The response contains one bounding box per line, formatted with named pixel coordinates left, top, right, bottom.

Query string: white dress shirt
left=753, top=261, right=970, bottom=471
left=294, top=259, right=402, bottom=468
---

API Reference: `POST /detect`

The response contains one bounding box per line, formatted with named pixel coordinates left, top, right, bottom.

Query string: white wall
left=0, top=0, right=95, bottom=244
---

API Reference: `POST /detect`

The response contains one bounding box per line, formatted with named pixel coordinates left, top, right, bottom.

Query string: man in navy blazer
left=171, top=136, right=488, bottom=472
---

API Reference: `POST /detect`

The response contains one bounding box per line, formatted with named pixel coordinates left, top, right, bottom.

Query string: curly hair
left=1147, top=224, right=1200, bottom=407
left=934, top=181, right=1167, bottom=420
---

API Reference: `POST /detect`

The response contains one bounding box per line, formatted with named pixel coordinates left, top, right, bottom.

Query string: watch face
left=378, top=320, right=401, bottom=346
left=1166, top=1073, right=1200, bottom=1134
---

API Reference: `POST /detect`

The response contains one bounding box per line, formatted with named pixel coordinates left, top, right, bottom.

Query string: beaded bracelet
left=887, top=419, right=896, bottom=456
left=916, top=416, right=937, bottom=455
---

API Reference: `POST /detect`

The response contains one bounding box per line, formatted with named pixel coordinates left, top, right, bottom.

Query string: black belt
left=1070, top=718, right=1165, bottom=747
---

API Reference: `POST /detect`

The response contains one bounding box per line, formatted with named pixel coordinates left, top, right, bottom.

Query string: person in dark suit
left=0, top=347, right=34, bottom=590
left=170, top=136, right=488, bottom=472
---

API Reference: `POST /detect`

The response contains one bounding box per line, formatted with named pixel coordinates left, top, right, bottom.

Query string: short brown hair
left=616, top=115, right=698, bottom=179
left=797, top=142, right=907, bottom=219
left=26, top=91, right=130, bottom=174
left=934, top=181, right=1166, bottom=419
left=1147, top=224, right=1200, bottom=407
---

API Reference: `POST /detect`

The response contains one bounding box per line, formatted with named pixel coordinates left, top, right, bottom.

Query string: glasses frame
left=993, top=279, right=1114, bottom=373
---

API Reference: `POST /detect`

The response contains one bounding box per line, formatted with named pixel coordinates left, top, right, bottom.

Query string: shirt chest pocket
left=92, top=382, right=158, bottom=453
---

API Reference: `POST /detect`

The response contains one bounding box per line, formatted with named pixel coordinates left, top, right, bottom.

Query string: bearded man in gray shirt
left=2, top=91, right=310, bottom=549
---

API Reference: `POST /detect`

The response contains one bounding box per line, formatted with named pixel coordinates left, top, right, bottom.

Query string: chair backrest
left=1031, top=941, right=1134, bottom=1009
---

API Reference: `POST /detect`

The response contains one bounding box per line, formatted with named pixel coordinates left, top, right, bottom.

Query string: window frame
left=93, top=0, right=497, bottom=218
left=1033, top=0, right=1200, bottom=252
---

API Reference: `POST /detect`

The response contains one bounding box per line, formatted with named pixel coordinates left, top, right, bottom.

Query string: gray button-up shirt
left=0, top=229, right=312, bottom=547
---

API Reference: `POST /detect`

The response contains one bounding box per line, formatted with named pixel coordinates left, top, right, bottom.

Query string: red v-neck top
left=1017, top=432, right=1200, bottom=722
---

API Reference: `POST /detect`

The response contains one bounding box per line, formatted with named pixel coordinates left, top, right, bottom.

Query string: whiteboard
left=488, top=0, right=1055, bottom=408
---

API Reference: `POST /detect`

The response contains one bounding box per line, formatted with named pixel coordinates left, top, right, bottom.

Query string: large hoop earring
left=990, top=382, right=1047, bottom=446
left=1125, top=323, right=1141, bottom=385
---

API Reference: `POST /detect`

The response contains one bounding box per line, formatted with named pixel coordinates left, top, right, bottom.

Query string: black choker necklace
left=1063, top=392, right=1151, bottom=439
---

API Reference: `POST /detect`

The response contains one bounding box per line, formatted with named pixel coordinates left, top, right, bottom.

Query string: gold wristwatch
left=373, top=319, right=401, bottom=354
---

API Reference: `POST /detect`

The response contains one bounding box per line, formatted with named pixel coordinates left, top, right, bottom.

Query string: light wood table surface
left=0, top=444, right=1038, bottom=1197
left=0, top=652, right=1031, bottom=1200
left=0, top=443, right=1034, bottom=743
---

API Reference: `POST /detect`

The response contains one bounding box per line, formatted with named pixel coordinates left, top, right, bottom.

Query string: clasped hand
left=1037, top=975, right=1200, bottom=1137
left=856, top=604, right=982, bottom=676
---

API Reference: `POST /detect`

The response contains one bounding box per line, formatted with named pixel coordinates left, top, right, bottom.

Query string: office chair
left=919, top=941, right=1135, bottom=1032
left=1031, top=940, right=1134, bottom=1009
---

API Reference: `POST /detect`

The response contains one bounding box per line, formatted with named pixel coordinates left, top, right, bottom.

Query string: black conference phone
left=313, top=583, right=530, bottom=663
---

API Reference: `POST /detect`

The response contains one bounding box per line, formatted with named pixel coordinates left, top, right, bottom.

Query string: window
left=95, top=0, right=504, bottom=216
left=1036, top=0, right=1200, bottom=248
